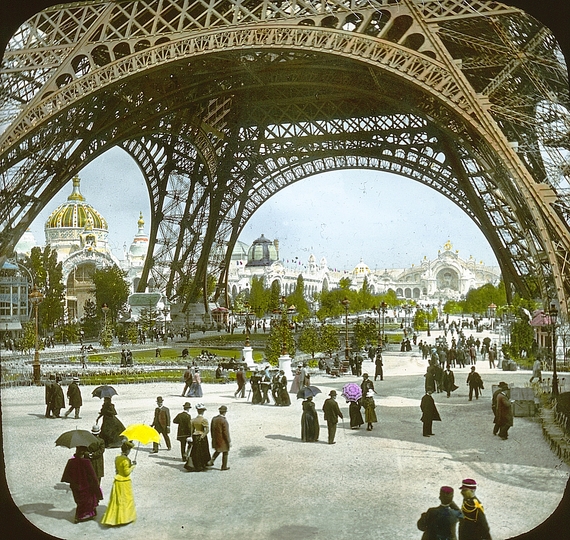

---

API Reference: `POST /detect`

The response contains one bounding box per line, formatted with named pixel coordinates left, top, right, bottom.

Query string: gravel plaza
left=2, top=347, right=570, bottom=540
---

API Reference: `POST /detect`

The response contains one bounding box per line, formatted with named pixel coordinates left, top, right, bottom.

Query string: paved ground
left=1, top=348, right=570, bottom=540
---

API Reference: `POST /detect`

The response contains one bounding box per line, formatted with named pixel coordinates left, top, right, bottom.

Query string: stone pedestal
left=278, top=353, right=293, bottom=380
left=243, top=345, right=255, bottom=368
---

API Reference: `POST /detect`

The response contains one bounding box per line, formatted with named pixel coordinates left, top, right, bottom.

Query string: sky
left=27, top=146, right=499, bottom=270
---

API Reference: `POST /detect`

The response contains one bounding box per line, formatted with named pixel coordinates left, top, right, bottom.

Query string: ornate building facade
left=15, top=176, right=149, bottom=322
left=228, top=236, right=501, bottom=305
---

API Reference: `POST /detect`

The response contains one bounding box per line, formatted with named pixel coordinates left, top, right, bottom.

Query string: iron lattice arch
left=0, top=0, right=569, bottom=314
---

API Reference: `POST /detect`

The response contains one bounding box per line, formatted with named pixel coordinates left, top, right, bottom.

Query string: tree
left=26, top=246, right=65, bottom=332
left=319, top=324, right=340, bottom=356
left=92, top=265, right=130, bottom=324
left=265, top=314, right=295, bottom=365
left=249, top=276, right=269, bottom=318
left=339, top=277, right=352, bottom=290
left=287, top=275, right=310, bottom=321
left=298, top=324, right=320, bottom=359
left=268, top=280, right=282, bottom=313
left=81, top=299, right=99, bottom=339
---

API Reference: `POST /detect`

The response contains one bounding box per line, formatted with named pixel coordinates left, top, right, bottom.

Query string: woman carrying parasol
left=342, top=383, right=364, bottom=430
left=101, top=440, right=137, bottom=526
left=300, top=395, right=319, bottom=442
left=96, top=396, right=126, bottom=448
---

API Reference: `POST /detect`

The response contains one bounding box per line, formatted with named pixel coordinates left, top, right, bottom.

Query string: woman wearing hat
left=301, top=396, right=319, bottom=442
left=362, top=389, right=377, bottom=431
left=61, top=446, right=103, bottom=523
left=96, top=396, right=126, bottom=448
left=87, top=424, right=105, bottom=485
left=101, top=441, right=137, bottom=526
left=187, top=404, right=211, bottom=471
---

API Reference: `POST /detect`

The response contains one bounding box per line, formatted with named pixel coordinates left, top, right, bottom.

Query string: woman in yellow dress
left=101, top=440, right=137, bottom=526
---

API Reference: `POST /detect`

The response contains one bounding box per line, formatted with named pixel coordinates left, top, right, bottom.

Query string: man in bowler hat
left=207, top=405, right=231, bottom=470
left=151, top=396, right=171, bottom=452
left=173, top=402, right=193, bottom=460
left=322, top=390, right=344, bottom=444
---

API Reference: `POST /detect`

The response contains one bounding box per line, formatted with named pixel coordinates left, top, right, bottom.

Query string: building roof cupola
left=246, top=234, right=279, bottom=267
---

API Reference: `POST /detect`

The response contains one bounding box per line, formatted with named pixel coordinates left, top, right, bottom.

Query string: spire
left=67, top=176, right=85, bottom=202
left=137, top=211, right=145, bottom=233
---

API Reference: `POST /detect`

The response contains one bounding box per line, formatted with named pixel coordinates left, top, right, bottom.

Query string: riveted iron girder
left=1, top=0, right=569, bottom=314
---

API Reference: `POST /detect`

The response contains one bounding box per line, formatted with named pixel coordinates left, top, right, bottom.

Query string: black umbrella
left=92, top=385, right=118, bottom=399
left=55, top=429, right=99, bottom=449
left=296, top=386, right=322, bottom=399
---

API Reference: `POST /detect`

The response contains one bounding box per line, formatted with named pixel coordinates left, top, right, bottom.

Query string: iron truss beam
left=1, top=0, right=569, bottom=314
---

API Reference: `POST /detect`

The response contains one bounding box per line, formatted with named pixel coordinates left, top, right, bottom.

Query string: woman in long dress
left=362, top=390, right=378, bottom=431
left=289, top=366, right=302, bottom=394
left=278, top=371, right=291, bottom=406
left=101, top=441, right=137, bottom=526
left=96, top=397, right=126, bottom=448
left=61, top=446, right=103, bottom=523
left=301, top=396, right=319, bottom=442
left=348, top=399, right=364, bottom=429
left=187, top=404, right=211, bottom=471
left=186, top=369, right=203, bottom=397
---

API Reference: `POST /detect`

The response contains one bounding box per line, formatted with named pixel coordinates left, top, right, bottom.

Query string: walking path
left=2, top=348, right=569, bottom=540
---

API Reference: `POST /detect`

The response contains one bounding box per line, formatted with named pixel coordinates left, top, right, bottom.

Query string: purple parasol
left=342, top=383, right=362, bottom=402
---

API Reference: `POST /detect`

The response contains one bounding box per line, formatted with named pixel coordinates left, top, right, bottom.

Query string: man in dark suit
left=417, top=485, right=462, bottom=540
left=322, top=390, right=344, bottom=444
left=173, top=402, right=193, bottom=460
left=420, top=390, right=441, bottom=437
left=151, top=396, right=171, bottom=452
left=45, top=374, right=55, bottom=417
left=207, top=405, right=231, bottom=470
left=234, top=367, right=246, bottom=398
left=64, top=376, right=82, bottom=419
left=51, top=376, right=65, bottom=418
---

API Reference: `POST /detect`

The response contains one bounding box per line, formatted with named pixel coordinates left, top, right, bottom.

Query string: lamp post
left=426, top=304, right=431, bottom=337
left=244, top=302, right=251, bottom=347
left=380, top=301, right=387, bottom=346
left=341, top=297, right=351, bottom=362
left=372, top=305, right=381, bottom=347
left=29, top=286, right=44, bottom=384
left=550, top=303, right=559, bottom=398
left=280, top=295, right=289, bottom=355
left=488, top=303, right=497, bottom=332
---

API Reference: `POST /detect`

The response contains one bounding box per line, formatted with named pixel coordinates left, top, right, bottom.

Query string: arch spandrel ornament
left=0, top=0, right=569, bottom=314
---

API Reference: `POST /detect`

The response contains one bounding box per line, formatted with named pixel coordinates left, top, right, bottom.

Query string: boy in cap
left=207, top=405, right=231, bottom=470
left=417, top=485, right=462, bottom=540
left=151, top=396, right=171, bottom=452
left=458, top=479, right=492, bottom=540
left=322, top=390, right=344, bottom=444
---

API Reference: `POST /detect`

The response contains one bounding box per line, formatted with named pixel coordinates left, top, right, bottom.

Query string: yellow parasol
left=120, top=424, right=160, bottom=459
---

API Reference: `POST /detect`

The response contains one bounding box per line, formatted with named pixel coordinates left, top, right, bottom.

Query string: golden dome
left=45, top=176, right=108, bottom=231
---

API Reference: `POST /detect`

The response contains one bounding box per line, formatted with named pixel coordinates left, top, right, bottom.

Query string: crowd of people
left=48, top=323, right=523, bottom=537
